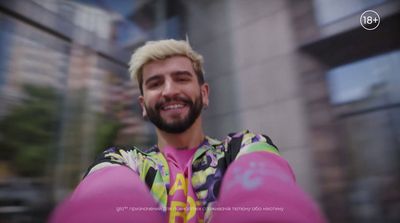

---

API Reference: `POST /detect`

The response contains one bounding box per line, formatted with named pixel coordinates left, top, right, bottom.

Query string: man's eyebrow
left=172, top=70, right=193, bottom=77
left=144, top=75, right=162, bottom=85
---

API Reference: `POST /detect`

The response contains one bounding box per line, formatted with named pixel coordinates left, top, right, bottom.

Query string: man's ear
left=138, top=95, right=147, bottom=118
left=201, top=83, right=209, bottom=108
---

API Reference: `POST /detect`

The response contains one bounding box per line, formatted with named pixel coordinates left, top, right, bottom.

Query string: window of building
left=313, top=0, right=387, bottom=25
left=326, top=50, right=400, bottom=222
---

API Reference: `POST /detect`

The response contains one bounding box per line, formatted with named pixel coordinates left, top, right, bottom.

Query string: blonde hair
left=129, top=39, right=205, bottom=94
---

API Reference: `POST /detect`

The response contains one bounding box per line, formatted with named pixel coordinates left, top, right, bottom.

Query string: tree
left=0, top=85, right=61, bottom=177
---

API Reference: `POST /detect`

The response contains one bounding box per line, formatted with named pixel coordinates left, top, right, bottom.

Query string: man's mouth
left=161, top=103, right=186, bottom=111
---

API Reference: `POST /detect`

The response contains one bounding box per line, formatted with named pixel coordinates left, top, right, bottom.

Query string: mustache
left=155, top=95, right=193, bottom=110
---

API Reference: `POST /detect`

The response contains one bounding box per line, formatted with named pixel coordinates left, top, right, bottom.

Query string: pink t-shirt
left=163, top=146, right=203, bottom=223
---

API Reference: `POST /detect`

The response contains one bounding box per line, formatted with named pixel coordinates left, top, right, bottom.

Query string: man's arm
left=49, top=166, right=163, bottom=223
left=49, top=147, right=163, bottom=223
left=212, top=132, right=327, bottom=223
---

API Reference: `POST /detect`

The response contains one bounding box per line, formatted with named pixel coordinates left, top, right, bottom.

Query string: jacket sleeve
left=213, top=132, right=327, bottom=223
left=234, top=131, right=281, bottom=160
left=49, top=166, right=163, bottom=223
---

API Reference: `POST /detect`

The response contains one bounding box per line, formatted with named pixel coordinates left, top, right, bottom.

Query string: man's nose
left=161, top=79, right=179, bottom=98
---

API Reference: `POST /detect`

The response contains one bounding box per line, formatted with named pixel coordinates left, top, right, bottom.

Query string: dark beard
left=144, top=94, right=203, bottom=134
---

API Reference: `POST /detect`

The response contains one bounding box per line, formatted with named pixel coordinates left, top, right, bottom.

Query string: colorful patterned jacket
left=84, top=130, right=279, bottom=220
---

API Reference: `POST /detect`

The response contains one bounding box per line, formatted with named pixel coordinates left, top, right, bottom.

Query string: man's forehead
left=142, top=56, right=194, bottom=78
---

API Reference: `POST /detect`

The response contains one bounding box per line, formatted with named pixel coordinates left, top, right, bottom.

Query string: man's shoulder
left=221, top=130, right=280, bottom=159
left=101, top=144, right=158, bottom=155
left=84, top=145, right=158, bottom=178
left=224, top=130, right=278, bottom=149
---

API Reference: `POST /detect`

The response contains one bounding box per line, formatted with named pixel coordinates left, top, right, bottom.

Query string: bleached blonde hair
left=129, top=39, right=205, bottom=94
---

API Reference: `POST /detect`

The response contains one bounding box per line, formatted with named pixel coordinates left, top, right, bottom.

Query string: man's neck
left=156, top=117, right=205, bottom=150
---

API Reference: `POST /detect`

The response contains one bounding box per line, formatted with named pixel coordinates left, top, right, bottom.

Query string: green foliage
left=93, top=115, right=120, bottom=155
left=0, top=85, right=60, bottom=177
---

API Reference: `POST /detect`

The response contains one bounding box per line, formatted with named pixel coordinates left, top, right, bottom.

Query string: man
left=50, top=39, right=326, bottom=223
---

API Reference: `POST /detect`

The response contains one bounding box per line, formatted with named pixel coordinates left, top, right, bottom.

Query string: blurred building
left=0, top=19, right=68, bottom=118
left=0, top=0, right=399, bottom=223
left=31, top=0, right=120, bottom=40
left=0, top=1, right=167, bottom=221
left=183, top=0, right=399, bottom=222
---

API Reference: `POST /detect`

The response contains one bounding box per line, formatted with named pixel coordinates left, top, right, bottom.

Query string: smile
left=161, top=103, right=186, bottom=111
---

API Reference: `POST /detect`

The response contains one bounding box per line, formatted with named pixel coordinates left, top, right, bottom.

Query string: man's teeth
left=163, top=104, right=184, bottom=110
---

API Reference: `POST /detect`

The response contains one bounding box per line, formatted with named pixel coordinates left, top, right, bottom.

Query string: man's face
left=138, top=56, right=209, bottom=134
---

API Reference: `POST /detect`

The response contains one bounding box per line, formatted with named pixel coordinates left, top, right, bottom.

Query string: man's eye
left=148, top=81, right=161, bottom=88
left=177, top=77, right=189, bottom=82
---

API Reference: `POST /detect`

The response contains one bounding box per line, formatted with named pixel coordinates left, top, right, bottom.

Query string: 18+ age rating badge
left=360, top=10, right=380, bottom=30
